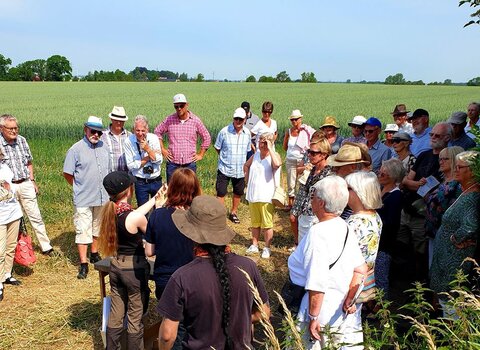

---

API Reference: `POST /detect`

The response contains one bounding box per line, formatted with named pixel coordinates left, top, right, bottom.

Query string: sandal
left=228, top=213, right=240, bottom=224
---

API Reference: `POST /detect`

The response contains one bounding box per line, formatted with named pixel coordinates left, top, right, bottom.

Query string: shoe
left=228, top=213, right=240, bottom=224
left=4, top=276, right=21, bottom=286
left=261, top=247, right=271, bottom=259
left=77, top=263, right=89, bottom=279
left=246, top=245, right=259, bottom=254
left=89, top=253, right=101, bottom=264
left=42, top=248, right=54, bottom=256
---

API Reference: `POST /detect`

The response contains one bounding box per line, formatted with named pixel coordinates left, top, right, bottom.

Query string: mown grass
left=0, top=82, right=479, bottom=349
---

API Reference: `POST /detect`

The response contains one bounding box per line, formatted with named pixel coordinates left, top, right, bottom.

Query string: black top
left=117, top=210, right=145, bottom=256
left=378, top=189, right=403, bottom=254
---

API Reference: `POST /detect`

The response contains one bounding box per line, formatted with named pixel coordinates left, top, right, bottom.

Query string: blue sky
left=1, top=0, right=478, bottom=82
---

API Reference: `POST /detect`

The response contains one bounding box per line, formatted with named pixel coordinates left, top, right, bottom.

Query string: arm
left=243, top=155, right=254, bottom=184
left=155, top=120, right=173, bottom=162
left=252, top=303, right=271, bottom=323
left=308, top=290, right=325, bottom=341
left=343, top=262, right=368, bottom=314
left=144, top=134, right=163, bottom=164
left=402, top=170, right=426, bottom=191
left=159, top=318, right=179, bottom=350
left=267, top=140, right=282, bottom=170
left=145, top=242, right=155, bottom=257
left=63, top=172, right=74, bottom=186
left=283, top=130, right=289, bottom=151
left=194, top=119, right=211, bottom=161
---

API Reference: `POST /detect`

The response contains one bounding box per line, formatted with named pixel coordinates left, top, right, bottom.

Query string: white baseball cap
left=233, top=107, right=246, bottom=119
left=384, top=124, right=399, bottom=132
left=173, top=93, right=187, bottom=104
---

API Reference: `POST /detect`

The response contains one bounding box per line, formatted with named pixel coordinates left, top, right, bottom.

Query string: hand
left=139, top=138, right=149, bottom=151
left=305, top=163, right=313, bottom=171
left=161, top=148, right=173, bottom=162
left=309, top=319, right=322, bottom=341
left=343, top=298, right=357, bottom=314
left=418, top=178, right=427, bottom=186
left=193, top=153, right=203, bottom=162
left=266, top=139, right=274, bottom=152
left=32, top=181, right=39, bottom=195
left=155, top=184, right=168, bottom=208
left=1, top=181, right=11, bottom=191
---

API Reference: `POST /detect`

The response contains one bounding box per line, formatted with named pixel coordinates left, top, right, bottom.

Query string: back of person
left=117, top=211, right=144, bottom=256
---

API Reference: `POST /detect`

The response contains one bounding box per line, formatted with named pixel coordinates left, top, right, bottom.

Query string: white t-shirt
left=286, top=134, right=303, bottom=160
left=288, top=217, right=365, bottom=325
left=251, top=119, right=277, bottom=148
left=246, top=151, right=280, bottom=203
left=0, top=164, right=22, bottom=225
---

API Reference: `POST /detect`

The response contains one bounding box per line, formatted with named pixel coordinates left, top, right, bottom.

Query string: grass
left=0, top=81, right=479, bottom=349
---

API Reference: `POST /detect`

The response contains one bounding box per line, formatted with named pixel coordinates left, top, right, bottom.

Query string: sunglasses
left=89, top=129, right=103, bottom=136
left=290, top=118, right=301, bottom=122
left=455, top=165, right=470, bottom=170
left=307, top=149, right=323, bottom=155
left=392, top=139, right=405, bottom=143
left=439, top=157, right=450, bottom=162
left=385, top=131, right=396, bottom=134
left=350, top=125, right=363, bottom=129
left=174, top=103, right=186, bottom=110
left=233, top=117, right=244, bottom=122
left=364, top=129, right=378, bottom=134
left=262, top=110, right=272, bottom=114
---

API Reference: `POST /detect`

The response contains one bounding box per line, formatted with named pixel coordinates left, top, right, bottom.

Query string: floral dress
left=346, top=212, right=383, bottom=269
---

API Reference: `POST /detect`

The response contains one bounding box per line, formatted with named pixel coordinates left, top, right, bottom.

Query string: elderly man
left=391, top=104, right=414, bottom=134
left=447, top=111, right=476, bottom=150
left=154, top=93, right=211, bottom=183
left=0, top=114, right=53, bottom=256
left=214, top=107, right=251, bottom=224
left=465, top=102, right=480, bottom=140
left=101, top=106, right=131, bottom=172
left=288, top=175, right=367, bottom=349
left=125, top=115, right=163, bottom=206
left=241, top=101, right=259, bottom=159
left=63, top=116, right=110, bottom=279
left=397, top=122, right=452, bottom=283
left=408, top=108, right=432, bottom=157
left=342, top=115, right=367, bottom=145
left=364, top=117, right=392, bottom=173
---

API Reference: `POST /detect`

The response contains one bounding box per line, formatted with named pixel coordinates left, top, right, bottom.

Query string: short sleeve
left=63, top=147, right=76, bottom=175
left=156, top=274, right=184, bottom=321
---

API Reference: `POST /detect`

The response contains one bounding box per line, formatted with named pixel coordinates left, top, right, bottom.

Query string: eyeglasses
left=174, top=103, right=186, bottom=110
left=3, top=126, right=18, bottom=132
left=290, top=118, right=300, bottom=122
left=392, top=139, right=404, bottom=143
left=429, top=132, right=446, bottom=138
left=307, top=149, right=323, bottom=155
left=89, top=129, right=103, bottom=136
left=262, top=110, right=272, bottom=114
left=233, top=117, right=244, bottom=122
left=378, top=172, right=389, bottom=178
left=364, top=129, right=378, bottom=134
left=455, top=165, right=470, bottom=170
left=439, top=157, right=450, bottom=162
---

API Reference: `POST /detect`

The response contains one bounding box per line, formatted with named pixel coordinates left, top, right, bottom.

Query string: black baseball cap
left=103, top=171, right=136, bottom=196
left=408, top=108, right=429, bottom=120
left=241, top=101, right=250, bottom=111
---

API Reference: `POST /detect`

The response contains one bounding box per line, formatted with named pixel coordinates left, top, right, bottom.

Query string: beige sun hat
left=172, top=195, right=236, bottom=246
left=109, top=106, right=128, bottom=121
left=384, top=124, right=399, bottom=132
left=320, top=115, right=340, bottom=129
left=289, top=109, right=303, bottom=119
left=326, top=144, right=368, bottom=167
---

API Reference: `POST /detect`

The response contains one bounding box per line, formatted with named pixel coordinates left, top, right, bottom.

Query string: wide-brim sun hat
left=109, top=106, right=128, bottom=121
left=172, top=195, right=236, bottom=246
left=289, top=109, right=303, bottom=119
left=384, top=124, right=399, bottom=132
left=320, top=115, right=340, bottom=129
left=348, top=115, right=366, bottom=127
left=84, top=116, right=104, bottom=131
left=326, top=144, right=368, bottom=167
left=391, top=104, right=410, bottom=116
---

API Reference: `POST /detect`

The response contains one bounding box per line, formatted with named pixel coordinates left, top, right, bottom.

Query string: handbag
left=14, top=218, right=37, bottom=267
left=356, top=268, right=376, bottom=304
left=271, top=169, right=287, bottom=208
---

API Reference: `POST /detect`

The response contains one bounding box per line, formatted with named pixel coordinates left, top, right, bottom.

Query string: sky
left=1, top=0, right=479, bottom=82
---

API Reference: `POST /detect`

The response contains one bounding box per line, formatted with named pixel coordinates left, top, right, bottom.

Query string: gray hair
left=259, top=132, right=275, bottom=143
left=456, top=150, right=480, bottom=166
left=381, top=158, right=406, bottom=184
left=313, top=175, right=349, bottom=215
left=345, top=171, right=382, bottom=210
left=0, top=114, right=17, bottom=127
left=434, top=122, right=453, bottom=138
left=134, top=115, right=149, bottom=128
left=468, top=102, right=480, bottom=112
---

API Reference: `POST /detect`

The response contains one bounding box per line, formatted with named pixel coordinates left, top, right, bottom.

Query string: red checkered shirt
left=154, top=111, right=211, bottom=165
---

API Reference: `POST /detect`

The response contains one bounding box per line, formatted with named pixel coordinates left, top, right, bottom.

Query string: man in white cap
left=214, top=108, right=251, bottom=224
left=63, top=116, right=111, bottom=279
left=342, top=115, right=367, bottom=145
left=154, top=93, right=211, bottom=183
left=101, top=106, right=131, bottom=172
left=447, top=111, right=476, bottom=150
left=382, top=123, right=399, bottom=150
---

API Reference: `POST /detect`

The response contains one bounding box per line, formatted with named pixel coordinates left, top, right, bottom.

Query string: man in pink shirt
left=155, top=93, right=211, bottom=183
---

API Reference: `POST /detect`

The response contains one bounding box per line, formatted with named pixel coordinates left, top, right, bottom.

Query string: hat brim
left=348, top=122, right=364, bottom=127
left=326, top=155, right=367, bottom=167
left=289, top=115, right=303, bottom=119
left=320, top=124, right=340, bottom=129
left=172, top=209, right=236, bottom=246
left=391, top=111, right=410, bottom=115
left=84, top=123, right=104, bottom=131
left=109, top=113, right=129, bottom=121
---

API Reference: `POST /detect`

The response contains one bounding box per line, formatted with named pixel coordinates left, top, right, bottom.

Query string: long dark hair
left=201, top=243, right=232, bottom=348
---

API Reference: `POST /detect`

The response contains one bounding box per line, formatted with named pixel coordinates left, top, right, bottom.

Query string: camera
left=143, top=165, right=154, bottom=174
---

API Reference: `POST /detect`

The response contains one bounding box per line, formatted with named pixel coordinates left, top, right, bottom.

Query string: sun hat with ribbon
left=326, top=144, right=369, bottom=167
left=109, top=106, right=128, bottom=121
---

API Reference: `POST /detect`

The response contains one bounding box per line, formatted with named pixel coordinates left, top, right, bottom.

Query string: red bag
left=14, top=218, right=36, bottom=266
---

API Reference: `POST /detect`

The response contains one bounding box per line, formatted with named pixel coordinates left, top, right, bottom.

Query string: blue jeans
left=134, top=178, right=162, bottom=206
left=166, top=162, right=197, bottom=184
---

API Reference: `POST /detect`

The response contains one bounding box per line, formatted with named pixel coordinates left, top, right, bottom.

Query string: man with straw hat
left=101, top=106, right=131, bottom=172
left=157, top=195, right=270, bottom=349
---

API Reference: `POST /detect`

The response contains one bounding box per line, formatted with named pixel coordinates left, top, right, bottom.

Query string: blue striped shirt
left=214, top=124, right=251, bottom=178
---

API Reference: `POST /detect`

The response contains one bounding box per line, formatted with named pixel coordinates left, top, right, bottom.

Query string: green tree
left=300, top=72, right=317, bottom=83
left=276, top=70, right=291, bottom=82
left=0, top=54, right=12, bottom=80
left=467, top=76, right=480, bottom=86
left=46, top=55, right=72, bottom=81
left=258, top=75, right=275, bottom=82
left=385, top=73, right=406, bottom=85
left=178, top=72, right=188, bottom=81
left=246, top=75, right=256, bottom=82
left=459, top=0, right=480, bottom=27
left=444, top=78, right=452, bottom=85
left=195, top=73, right=204, bottom=82
left=13, top=59, right=46, bottom=81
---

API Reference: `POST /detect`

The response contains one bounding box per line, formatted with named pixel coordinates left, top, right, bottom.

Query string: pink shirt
left=154, top=111, right=211, bottom=165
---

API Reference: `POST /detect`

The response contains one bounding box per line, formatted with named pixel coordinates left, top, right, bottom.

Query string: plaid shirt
left=101, top=126, right=131, bottom=172
left=0, top=134, right=33, bottom=181
left=214, top=124, right=251, bottom=178
left=291, top=166, right=333, bottom=217
left=154, top=111, right=211, bottom=165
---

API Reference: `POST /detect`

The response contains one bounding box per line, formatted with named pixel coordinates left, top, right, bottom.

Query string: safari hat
left=320, top=116, right=340, bottom=129
left=289, top=109, right=303, bottom=120
left=384, top=124, right=399, bottom=132
left=348, top=115, right=366, bottom=127
left=391, top=104, right=409, bottom=116
left=109, top=106, right=128, bottom=121
left=326, top=144, right=368, bottom=167
left=233, top=107, right=246, bottom=119
left=173, top=93, right=187, bottom=104
left=84, top=116, right=104, bottom=131
left=446, top=111, right=467, bottom=125
left=172, top=195, right=236, bottom=246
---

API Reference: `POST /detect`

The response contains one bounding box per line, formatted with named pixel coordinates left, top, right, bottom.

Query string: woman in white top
left=282, top=109, right=315, bottom=208
left=0, top=157, right=23, bottom=302
left=250, top=101, right=277, bottom=149
left=244, top=132, right=282, bottom=259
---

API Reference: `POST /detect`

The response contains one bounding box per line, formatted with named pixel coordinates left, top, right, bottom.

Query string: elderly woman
left=290, top=132, right=333, bottom=248
left=288, top=175, right=367, bottom=349
left=430, top=151, right=480, bottom=316
left=342, top=115, right=367, bottom=145
left=392, top=131, right=416, bottom=173
left=424, top=146, right=464, bottom=267
left=376, top=158, right=405, bottom=299
left=283, top=109, right=316, bottom=208
left=244, top=132, right=282, bottom=259
left=0, top=153, right=23, bottom=302
left=250, top=101, right=277, bottom=149
left=320, top=116, right=344, bottom=154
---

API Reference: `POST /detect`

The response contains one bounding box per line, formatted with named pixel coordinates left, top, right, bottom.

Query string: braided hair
left=201, top=243, right=232, bottom=348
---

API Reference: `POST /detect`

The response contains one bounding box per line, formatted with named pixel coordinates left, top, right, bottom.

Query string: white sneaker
left=261, top=247, right=271, bottom=259
left=246, top=245, right=259, bottom=254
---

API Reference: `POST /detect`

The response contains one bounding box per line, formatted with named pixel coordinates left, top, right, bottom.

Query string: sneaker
left=228, top=213, right=240, bottom=224
left=261, top=247, right=271, bottom=259
left=4, top=276, right=21, bottom=285
left=77, top=263, right=89, bottom=279
left=89, top=253, right=101, bottom=264
left=246, top=245, right=259, bottom=254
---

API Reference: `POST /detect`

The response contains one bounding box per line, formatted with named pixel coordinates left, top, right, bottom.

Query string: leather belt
left=12, top=179, right=27, bottom=184
left=134, top=176, right=161, bottom=184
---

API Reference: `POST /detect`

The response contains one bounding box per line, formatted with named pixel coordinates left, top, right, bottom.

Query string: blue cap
left=365, top=117, right=382, bottom=128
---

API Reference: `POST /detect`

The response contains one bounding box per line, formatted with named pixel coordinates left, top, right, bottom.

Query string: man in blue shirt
left=364, top=117, right=392, bottom=173
left=214, top=108, right=251, bottom=224
left=447, top=111, right=476, bottom=150
left=408, top=109, right=432, bottom=157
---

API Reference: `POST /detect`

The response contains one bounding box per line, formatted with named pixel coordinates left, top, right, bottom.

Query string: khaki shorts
left=74, top=206, right=102, bottom=244
left=249, top=202, right=274, bottom=229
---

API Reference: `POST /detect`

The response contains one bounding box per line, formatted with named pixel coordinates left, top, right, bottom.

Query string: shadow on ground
left=69, top=299, right=104, bottom=350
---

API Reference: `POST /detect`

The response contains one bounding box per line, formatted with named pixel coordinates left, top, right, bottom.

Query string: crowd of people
left=0, top=97, right=479, bottom=349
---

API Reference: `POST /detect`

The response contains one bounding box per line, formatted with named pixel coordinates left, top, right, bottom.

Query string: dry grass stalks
left=273, top=290, right=304, bottom=349
left=399, top=315, right=437, bottom=350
